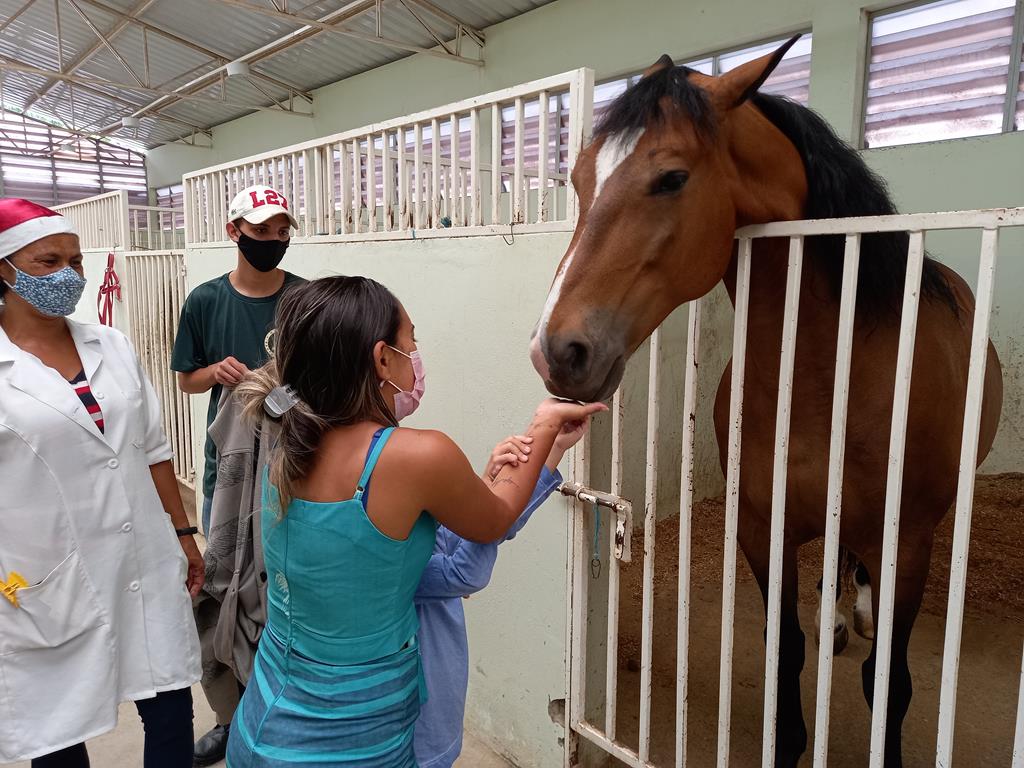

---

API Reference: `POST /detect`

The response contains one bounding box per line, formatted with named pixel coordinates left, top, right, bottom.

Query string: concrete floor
left=12, top=679, right=515, bottom=767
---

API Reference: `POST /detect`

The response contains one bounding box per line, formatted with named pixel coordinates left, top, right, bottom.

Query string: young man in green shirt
left=171, top=184, right=304, bottom=766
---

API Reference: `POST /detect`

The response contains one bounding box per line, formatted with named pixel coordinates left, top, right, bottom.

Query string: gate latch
left=557, top=482, right=633, bottom=563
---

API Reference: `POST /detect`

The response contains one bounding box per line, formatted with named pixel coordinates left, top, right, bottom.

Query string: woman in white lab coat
left=0, top=199, right=203, bottom=767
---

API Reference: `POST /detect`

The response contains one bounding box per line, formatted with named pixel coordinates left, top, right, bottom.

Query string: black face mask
left=237, top=232, right=289, bottom=272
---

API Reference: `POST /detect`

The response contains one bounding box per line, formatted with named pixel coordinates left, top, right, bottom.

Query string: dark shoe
left=193, top=723, right=229, bottom=767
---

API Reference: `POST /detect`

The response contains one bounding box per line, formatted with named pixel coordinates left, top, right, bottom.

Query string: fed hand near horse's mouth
left=529, top=326, right=627, bottom=403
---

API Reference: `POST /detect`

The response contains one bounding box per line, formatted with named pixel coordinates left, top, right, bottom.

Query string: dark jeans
left=202, top=494, right=213, bottom=538
left=31, top=687, right=194, bottom=768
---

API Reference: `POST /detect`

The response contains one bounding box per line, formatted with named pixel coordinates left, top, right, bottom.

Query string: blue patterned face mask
left=2, top=258, right=87, bottom=317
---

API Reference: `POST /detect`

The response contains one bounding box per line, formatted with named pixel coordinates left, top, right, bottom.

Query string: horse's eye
left=651, top=170, right=689, bottom=195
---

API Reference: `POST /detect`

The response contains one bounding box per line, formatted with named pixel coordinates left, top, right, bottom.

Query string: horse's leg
left=739, top=515, right=807, bottom=768
left=860, top=537, right=932, bottom=768
left=815, top=568, right=850, bottom=654
left=853, top=560, right=875, bottom=640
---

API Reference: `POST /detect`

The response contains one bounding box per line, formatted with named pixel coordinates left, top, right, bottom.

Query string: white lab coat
left=0, top=319, right=200, bottom=763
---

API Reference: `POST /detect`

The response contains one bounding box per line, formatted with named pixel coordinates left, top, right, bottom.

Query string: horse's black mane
left=594, top=64, right=959, bottom=318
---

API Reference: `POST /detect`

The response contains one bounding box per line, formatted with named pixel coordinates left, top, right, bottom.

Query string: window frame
left=153, top=183, right=186, bottom=231
left=0, top=109, right=147, bottom=207
left=593, top=29, right=814, bottom=85
left=860, top=0, right=1024, bottom=149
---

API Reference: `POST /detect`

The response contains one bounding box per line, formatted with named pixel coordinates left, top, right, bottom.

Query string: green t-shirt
left=171, top=271, right=305, bottom=498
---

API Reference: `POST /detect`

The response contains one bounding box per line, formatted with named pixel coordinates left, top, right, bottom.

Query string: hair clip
left=264, top=385, right=300, bottom=418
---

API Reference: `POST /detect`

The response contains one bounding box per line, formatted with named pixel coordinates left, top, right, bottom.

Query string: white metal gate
left=182, top=69, right=594, bottom=244
left=124, top=251, right=195, bottom=490
left=563, top=208, right=1024, bottom=768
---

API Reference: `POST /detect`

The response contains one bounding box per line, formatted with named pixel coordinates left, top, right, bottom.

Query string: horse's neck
left=722, top=238, right=841, bottom=377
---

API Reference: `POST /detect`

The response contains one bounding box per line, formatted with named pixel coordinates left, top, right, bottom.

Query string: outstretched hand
left=534, top=398, right=607, bottom=427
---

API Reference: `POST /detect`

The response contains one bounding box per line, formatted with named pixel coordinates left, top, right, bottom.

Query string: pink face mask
left=382, top=345, right=425, bottom=421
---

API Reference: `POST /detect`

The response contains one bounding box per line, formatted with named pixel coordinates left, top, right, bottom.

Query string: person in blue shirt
left=414, top=425, right=585, bottom=767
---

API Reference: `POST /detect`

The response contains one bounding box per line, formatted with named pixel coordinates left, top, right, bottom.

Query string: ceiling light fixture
left=226, top=61, right=251, bottom=78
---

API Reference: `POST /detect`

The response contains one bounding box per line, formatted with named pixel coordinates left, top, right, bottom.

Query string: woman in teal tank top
left=225, top=276, right=604, bottom=767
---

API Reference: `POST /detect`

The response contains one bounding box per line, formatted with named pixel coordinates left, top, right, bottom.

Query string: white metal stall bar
left=717, top=238, right=752, bottom=768
left=537, top=90, right=550, bottom=224
left=606, top=386, right=625, bottom=742
left=761, top=236, right=805, bottom=768
left=868, top=231, right=926, bottom=768
left=935, top=226, right=1001, bottom=768
left=564, top=422, right=592, bottom=768
left=638, top=328, right=662, bottom=764
left=676, top=300, right=702, bottom=767
left=811, top=234, right=861, bottom=768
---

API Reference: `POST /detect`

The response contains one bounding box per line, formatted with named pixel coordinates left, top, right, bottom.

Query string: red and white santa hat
left=0, top=198, right=76, bottom=260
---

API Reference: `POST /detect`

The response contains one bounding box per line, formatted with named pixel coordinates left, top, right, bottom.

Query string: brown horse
left=529, top=38, right=1003, bottom=767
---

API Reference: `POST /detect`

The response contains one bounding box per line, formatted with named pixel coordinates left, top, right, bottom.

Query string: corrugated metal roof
left=0, top=0, right=556, bottom=150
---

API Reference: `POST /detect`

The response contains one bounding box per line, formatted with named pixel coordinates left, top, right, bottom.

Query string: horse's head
left=531, top=38, right=808, bottom=401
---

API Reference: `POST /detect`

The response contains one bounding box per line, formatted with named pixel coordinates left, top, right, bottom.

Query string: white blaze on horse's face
left=533, top=129, right=645, bottom=354
left=531, top=237, right=579, bottom=382
left=593, top=129, right=644, bottom=201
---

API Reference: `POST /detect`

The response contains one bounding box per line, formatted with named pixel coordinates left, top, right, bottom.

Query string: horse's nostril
left=566, top=341, right=590, bottom=375
left=546, top=334, right=595, bottom=387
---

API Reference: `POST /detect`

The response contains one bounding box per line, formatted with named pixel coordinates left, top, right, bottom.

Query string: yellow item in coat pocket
left=1, top=572, right=28, bottom=608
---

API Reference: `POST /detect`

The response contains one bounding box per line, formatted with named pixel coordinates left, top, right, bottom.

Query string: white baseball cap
left=228, top=184, right=298, bottom=229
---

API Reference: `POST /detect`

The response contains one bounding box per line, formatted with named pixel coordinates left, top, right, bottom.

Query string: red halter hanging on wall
left=97, top=252, right=121, bottom=326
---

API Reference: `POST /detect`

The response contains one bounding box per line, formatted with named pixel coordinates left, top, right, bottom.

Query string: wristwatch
left=175, top=526, right=199, bottom=537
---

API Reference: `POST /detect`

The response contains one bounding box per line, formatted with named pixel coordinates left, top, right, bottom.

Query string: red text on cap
left=248, top=189, right=288, bottom=210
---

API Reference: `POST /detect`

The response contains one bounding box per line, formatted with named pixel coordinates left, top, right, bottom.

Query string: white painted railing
left=128, top=205, right=186, bottom=251
left=55, top=190, right=185, bottom=252
left=124, top=250, right=195, bottom=490
left=55, top=190, right=130, bottom=251
left=182, top=68, right=595, bottom=244
left=565, top=207, right=1024, bottom=768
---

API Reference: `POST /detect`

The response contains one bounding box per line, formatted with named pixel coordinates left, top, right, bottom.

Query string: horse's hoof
left=833, top=621, right=849, bottom=655
left=773, top=753, right=803, bottom=768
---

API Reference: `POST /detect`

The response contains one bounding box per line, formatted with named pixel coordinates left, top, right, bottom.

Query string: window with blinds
left=718, top=36, right=815, bottom=103
left=498, top=35, right=813, bottom=189
left=863, top=0, right=1024, bottom=148
left=0, top=111, right=147, bottom=207
left=155, top=183, right=186, bottom=230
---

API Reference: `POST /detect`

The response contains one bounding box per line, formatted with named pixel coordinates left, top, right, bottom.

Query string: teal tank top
left=261, top=427, right=438, bottom=664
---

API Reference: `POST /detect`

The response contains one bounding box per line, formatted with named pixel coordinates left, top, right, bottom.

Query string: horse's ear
left=642, top=54, right=675, bottom=79
left=711, top=35, right=800, bottom=109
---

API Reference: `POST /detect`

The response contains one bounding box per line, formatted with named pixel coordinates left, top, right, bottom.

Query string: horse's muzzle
left=530, top=329, right=626, bottom=403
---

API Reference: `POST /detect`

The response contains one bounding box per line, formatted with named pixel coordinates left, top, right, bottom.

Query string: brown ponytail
left=235, top=276, right=402, bottom=514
